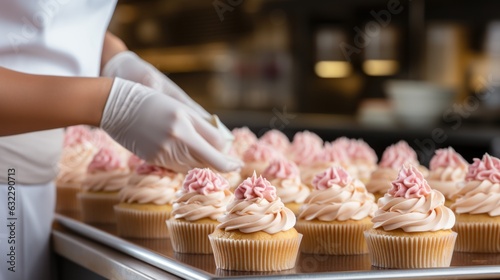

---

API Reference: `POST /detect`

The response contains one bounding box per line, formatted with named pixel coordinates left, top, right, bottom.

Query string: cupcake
left=366, top=140, right=426, bottom=200
left=259, top=129, right=290, bottom=153
left=240, top=142, right=280, bottom=178
left=229, top=127, right=258, bottom=159
left=332, top=138, right=378, bottom=184
left=78, top=147, right=129, bottom=223
left=114, top=163, right=181, bottom=238
left=56, top=125, right=97, bottom=212
left=427, top=147, right=468, bottom=206
left=295, top=166, right=377, bottom=255
left=219, top=170, right=242, bottom=191
left=451, top=153, right=500, bottom=252
left=167, top=168, right=234, bottom=254
left=364, top=165, right=457, bottom=268
left=209, top=173, right=301, bottom=271
left=261, top=158, right=310, bottom=215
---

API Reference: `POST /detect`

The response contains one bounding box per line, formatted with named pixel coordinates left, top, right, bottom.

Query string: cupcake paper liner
left=166, top=219, right=217, bottom=254
left=209, top=233, right=302, bottom=271
left=454, top=222, right=500, bottom=253
left=295, top=221, right=372, bottom=255
left=78, top=192, right=119, bottom=224
left=56, top=186, right=81, bottom=212
left=114, top=205, right=170, bottom=239
left=364, top=230, right=457, bottom=268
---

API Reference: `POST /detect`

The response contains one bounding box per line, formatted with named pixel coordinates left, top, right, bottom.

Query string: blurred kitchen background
left=108, top=0, right=500, bottom=164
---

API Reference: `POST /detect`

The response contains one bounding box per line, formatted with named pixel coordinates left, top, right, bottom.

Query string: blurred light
left=315, top=61, right=352, bottom=78
left=114, top=4, right=138, bottom=24
left=362, top=60, right=399, bottom=76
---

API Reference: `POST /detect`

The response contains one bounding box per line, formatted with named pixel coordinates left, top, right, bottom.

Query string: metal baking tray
left=55, top=212, right=500, bottom=279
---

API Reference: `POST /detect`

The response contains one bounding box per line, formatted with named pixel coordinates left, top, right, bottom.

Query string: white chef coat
left=0, top=1, right=117, bottom=279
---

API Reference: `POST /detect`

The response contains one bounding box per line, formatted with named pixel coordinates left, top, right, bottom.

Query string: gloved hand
left=101, top=51, right=210, bottom=119
left=100, top=77, right=242, bottom=173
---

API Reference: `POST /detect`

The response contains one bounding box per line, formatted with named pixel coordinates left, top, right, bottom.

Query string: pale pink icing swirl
left=118, top=175, right=179, bottom=205
left=230, top=127, right=258, bottom=158
left=217, top=172, right=296, bottom=234
left=88, top=147, right=125, bottom=173
left=270, top=177, right=310, bottom=204
left=372, top=165, right=455, bottom=232
left=451, top=180, right=500, bottom=216
left=298, top=166, right=377, bottom=221
left=56, top=142, right=97, bottom=187
left=63, top=125, right=93, bottom=147
left=171, top=168, right=233, bottom=221
left=242, top=142, right=280, bottom=163
left=234, top=173, right=277, bottom=202
left=312, top=166, right=352, bottom=191
left=379, top=141, right=419, bottom=170
left=430, top=147, right=468, bottom=171
left=259, top=129, right=290, bottom=153
left=373, top=190, right=455, bottom=232
left=331, top=137, right=376, bottom=161
left=171, top=189, right=234, bottom=221
left=388, top=165, right=431, bottom=199
left=465, top=154, right=500, bottom=183
left=313, top=142, right=350, bottom=164
left=89, top=128, right=114, bottom=149
left=182, top=168, right=229, bottom=195
left=82, top=169, right=130, bottom=192
left=288, top=131, right=323, bottom=166
left=262, top=158, right=300, bottom=180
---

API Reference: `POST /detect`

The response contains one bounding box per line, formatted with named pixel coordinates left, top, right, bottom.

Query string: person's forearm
left=0, top=67, right=113, bottom=136
left=101, top=31, right=128, bottom=73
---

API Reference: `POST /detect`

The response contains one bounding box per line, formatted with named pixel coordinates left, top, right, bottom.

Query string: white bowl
left=385, top=80, right=456, bottom=127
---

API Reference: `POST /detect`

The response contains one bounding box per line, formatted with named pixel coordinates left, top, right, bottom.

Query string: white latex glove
left=102, top=51, right=210, bottom=119
left=100, top=78, right=242, bottom=173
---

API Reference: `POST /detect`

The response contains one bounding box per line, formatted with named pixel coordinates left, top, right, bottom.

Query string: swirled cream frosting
left=427, top=147, right=468, bottom=198
left=372, top=165, right=455, bottom=232
left=217, top=173, right=296, bottom=234
left=288, top=130, right=323, bottom=166
left=171, top=168, right=234, bottom=221
left=262, top=158, right=310, bottom=204
left=229, top=127, right=258, bottom=158
left=298, top=166, right=377, bottom=221
left=259, top=129, right=290, bottom=153
left=119, top=163, right=182, bottom=205
left=83, top=147, right=129, bottom=192
left=451, top=154, right=500, bottom=216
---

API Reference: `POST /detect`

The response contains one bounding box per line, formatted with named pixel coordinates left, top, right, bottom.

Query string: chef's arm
left=0, top=67, right=112, bottom=136
left=101, top=32, right=128, bottom=72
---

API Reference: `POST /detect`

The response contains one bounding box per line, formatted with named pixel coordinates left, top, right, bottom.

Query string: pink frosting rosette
left=230, top=127, right=258, bottom=157
left=288, top=131, right=323, bottom=166
left=135, top=162, right=176, bottom=177
left=182, top=168, right=229, bottom=195
left=312, top=166, right=352, bottom=191
left=430, top=147, right=468, bottom=171
left=235, top=172, right=277, bottom=202
left=262, top=158, right=300, bottom=180
left=379, top=141, right=419, bottom=170
left=242, top=142, right=280, bottom=163
left=465, top=153, right=500, bottom=183
left=388, top=165, right=431, bottom=199
left=88, top=147, right=125, bottom=173
left=259, top=129, right=290, bottom=153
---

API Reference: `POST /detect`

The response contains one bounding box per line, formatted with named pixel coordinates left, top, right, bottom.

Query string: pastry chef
left=0, top=1, right=241, bottom=279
